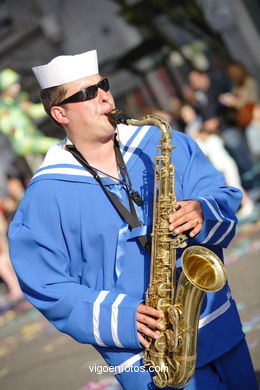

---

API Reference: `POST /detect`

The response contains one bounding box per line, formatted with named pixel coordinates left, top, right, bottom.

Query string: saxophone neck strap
left=65, top=141, right=150, bottom=252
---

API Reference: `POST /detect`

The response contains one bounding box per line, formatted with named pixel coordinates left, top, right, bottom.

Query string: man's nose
left=98, top=86, right=109, bottom=101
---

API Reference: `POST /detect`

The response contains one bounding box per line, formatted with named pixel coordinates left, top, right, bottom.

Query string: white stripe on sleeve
left=199, top=197, right=223, bottom=244
left=111, top=294, right=126, bottom=348
left=93, top=291, right=109, bottom=346
left=210, top=196, right=226, bottom=219
left=201, top=221, right=222, bottom=244
left=199, top=197, right=223, bottom=221
left=199, top=296, right=231, bottom=328
left=214, top=220, right=235, bottom=245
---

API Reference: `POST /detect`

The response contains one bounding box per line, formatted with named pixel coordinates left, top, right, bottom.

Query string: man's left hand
left=169, top=200, right=203, bottom=238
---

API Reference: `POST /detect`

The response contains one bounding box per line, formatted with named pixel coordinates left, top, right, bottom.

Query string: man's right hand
left=136, top=303, right=165, bottom=348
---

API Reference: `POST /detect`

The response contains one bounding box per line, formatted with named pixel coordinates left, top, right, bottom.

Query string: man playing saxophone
left=9, top=50, right=257, bottom=390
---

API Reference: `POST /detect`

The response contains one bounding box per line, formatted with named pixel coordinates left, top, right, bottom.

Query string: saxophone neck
left=107, top=109, right=173, bottom=143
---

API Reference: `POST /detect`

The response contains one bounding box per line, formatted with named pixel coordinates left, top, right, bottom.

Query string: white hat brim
left=32, top=50, right=99, bottom=89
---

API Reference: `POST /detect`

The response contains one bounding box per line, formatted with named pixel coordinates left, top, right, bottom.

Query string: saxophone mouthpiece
left=106, top=109, right=130, bottom=125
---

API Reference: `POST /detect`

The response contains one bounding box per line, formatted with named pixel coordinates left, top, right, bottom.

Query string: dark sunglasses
left=58, top=78, right=109, bottom=105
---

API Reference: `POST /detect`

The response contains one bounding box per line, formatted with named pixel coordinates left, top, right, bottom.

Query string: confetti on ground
left=0, top=303, right=58, bottom=360
left=80, top=378, right=122, bottom=390
left=225, top=219, right=260, bottom=264
left=248, top=340, right=260, bottom=349
left=20, top=321, right=45, bottom=341
left=42, top=334, right=70, bottom=353
left=0, top=346, right=9, bottom=358
left=236, top=302, right=246, bottom=312
left=0, top=367, right=10, bottom=379
left=242, top=314, right=260, bottom=334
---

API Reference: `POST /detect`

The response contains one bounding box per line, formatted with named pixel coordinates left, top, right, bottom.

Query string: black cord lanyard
left=66, top=139, right=150, bottom=252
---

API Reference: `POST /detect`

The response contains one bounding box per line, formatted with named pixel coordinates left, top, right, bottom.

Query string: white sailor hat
left=32, top=50, right=99, bottom=89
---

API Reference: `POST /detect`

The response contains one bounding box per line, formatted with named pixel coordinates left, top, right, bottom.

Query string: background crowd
left=148, top=61, right=260, bottom=219
left=0, top=59, right=260, bottom=313
left=0, top=67, right=59, bottom=311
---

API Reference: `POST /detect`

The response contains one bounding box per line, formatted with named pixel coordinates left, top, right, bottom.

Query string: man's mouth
left=104, top=109, right=118, bottom=124
left=106, top=109, right=120, bottom=121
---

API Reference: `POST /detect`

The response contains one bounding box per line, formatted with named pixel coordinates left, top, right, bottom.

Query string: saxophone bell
left=181, top=246, right=226, bottom=293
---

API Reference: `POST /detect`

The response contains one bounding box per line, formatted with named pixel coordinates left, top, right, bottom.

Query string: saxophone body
left=109, top=110, right=227, bottom=388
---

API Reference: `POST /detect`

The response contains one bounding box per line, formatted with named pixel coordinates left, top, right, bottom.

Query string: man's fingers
left=169, top=203, right=190, bottom=223
left=136, top=312, right=165, bottom=330
left=137, top=322, right=160, bottom=341
left=137, top=303, right=164, bottom=319
left=136, top=304, right=165, bottom=347
left=169, top=218, right=202, bottom=235
left=169, top=213, right=196, bottom=232
left=169, top=200, right=203, bottom=225
left=138, top=333, right=150, bottom=348
left=170, top=220, right=193, bottom=234
left=168, top=200, right=203, bottom=236
left=189, top=224, right=203, bottom=238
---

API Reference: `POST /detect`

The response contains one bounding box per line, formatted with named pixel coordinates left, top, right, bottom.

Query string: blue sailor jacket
left=9, top=123, right=244, bottom=381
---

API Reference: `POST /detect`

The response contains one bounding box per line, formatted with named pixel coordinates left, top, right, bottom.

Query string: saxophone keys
left=157, top=298, right=170, bottom=311
left=166, top=329, right=182, bottom=351
left=154, top=335, right=167, bottom=352
left=165, top=329, right=176, bottom=351
left=157, top=283, right=171, bottom=298
left=153, top=370, right=169, bottom=389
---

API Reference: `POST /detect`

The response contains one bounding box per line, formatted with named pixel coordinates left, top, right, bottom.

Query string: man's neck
left=72, top=137, right=119, bottom=179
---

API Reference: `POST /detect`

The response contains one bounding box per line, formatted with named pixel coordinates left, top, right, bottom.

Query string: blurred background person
left=245, top=103, right=260, bottom=163
left=188, top=69, right=225, bottom=122
left=187, top=68, right=257, bottom=191
left=179, top=104, right=203, bottom=138
left=180, top=105, right=256, bottom=221
left=0, top=176, right=25, bottom=310
left=219, top=61, right=259, bottom=128
left=0, top=67, right=60, bottom=174
left=0, top=130, right=26, bottom=309
left=168, top=95, right=186, bottom=132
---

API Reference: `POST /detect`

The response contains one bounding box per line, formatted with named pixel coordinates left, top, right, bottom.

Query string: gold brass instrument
left=109, top=110, right=227, bottom=388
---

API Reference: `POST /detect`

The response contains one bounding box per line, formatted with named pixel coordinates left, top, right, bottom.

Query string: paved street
left=0, top=220, right=260, bottom=390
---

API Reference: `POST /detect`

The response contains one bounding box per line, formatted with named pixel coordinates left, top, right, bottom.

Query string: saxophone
left=108, top=110, right=227, bottom=388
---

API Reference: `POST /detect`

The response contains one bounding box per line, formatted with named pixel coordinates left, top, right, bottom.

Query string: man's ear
left=50, top=106, right=69, bottom=125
